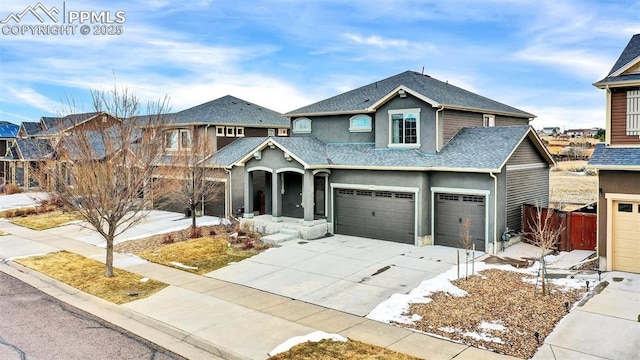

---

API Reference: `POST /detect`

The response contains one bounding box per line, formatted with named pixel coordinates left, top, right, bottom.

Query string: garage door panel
left=612, top=201, right=640, bottom=273
left=436, top=193, right=485, bottom=251
left=335, top=189, right=414, bottom=244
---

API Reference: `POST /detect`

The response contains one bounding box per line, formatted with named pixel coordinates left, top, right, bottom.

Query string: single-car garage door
left=612, top=201, right=640, bottom=273
left=335, top=189, right=415, bottom=244
left=436, top=193, right=486, bottom=251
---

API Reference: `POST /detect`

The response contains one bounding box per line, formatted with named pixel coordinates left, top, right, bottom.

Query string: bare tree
left=459, top=217, right=474, bottom=279
left=160, top=135, right=224, bottom=229
left=527, top=204, right=564, bottom=295
left=37, top=84, right=171, bottom=277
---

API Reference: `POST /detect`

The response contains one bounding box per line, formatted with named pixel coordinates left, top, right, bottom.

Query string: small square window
left=216, top=126, right=225, bottom=137
left=236, top=127, right=245, bottom=137
left=618, top=203, right=633, bottom=212
left=268, top=129, right=275, bottom=137
left=277, top=128, right=288, bottom=136
left=180, top=130, right=191, bottom=149
left=226, top=127, right=235, bottom=137
left=483, top=114, right=495, bottom=127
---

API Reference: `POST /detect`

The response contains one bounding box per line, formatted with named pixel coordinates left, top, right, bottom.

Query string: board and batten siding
left=505, top=137, right=550, bottom=232
left=442, top=109, right=530, bottom=144
left=611, top=89, right=640, bottom=145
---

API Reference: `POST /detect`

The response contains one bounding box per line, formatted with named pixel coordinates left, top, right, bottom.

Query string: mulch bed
left=399, top=268, right=587, bottom=359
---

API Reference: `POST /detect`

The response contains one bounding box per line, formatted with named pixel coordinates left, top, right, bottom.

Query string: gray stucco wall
left=291, top=114, right=375, bottom=143
left=374, top=94, right=437, bottom=153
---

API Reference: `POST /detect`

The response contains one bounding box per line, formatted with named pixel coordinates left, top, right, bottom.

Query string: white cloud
left=343, top=33, right=409, bottom=49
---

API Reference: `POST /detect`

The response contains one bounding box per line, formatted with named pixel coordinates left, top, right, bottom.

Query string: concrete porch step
left=260, top=233, right=297, bottom=245
left=280, top=228, right=300, bottom=237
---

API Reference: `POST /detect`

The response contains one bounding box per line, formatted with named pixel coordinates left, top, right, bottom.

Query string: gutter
left=224, top=168, right=232, bottom=218
left=489, top=171, right=498, bottom=255
left=435, top=106, right=444, bottom=152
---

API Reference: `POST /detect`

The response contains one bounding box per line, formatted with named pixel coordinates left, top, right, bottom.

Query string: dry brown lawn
left=268, top=339, right=421, bottom=360
left=550, top=160, right=597, bottom=210
left=8, top=210, right=83, bottom=230
left=402, top=268, right=586, bottom=359
left=16, top=251, right=168, bottom=304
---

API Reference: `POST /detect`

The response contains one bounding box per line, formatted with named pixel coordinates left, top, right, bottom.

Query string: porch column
left=302, top=170, right=314, bottom=225
left=271, top=172, right=282, bottom=222
left=243, top=171, right=254, bottom=218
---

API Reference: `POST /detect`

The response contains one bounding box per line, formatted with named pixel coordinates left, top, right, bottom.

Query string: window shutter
left=627, top=90, right=640, bottom=135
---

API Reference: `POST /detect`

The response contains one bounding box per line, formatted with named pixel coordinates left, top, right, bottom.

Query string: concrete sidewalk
left=0, top=219, right=518, bottom=360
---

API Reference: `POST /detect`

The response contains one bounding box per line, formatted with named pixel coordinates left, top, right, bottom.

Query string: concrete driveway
left=0, top=192, right=48, bottom=211
left=206, top=235, right=468, bottom=316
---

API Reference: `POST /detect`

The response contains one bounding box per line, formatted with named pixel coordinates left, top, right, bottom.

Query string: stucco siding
left=597, top=170, right=640, bottom=256
left=292, top=114, right=374, bottom=143
left=374, top=95, right=437, bottom=153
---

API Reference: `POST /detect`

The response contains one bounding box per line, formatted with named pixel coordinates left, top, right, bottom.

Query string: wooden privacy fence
left=522, top=203, right=597, bottom=252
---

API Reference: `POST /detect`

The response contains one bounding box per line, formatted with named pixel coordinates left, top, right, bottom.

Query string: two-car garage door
left=334, top=189, right=415, bottom=244
left=612, top=201, right=640, bottom=273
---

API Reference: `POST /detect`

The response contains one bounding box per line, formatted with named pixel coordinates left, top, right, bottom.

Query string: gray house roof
left=171, top=95, right=288, bottom=127
left=211, top=125, right=551, bottom=172
left=13, top=138, right=53, bottom=160
left=39, top=112, right=101, bottom=135
left=594, top=34, right=640, bottom=87
left=588, top=143, right=640, bottom=168
left=20, top=121, right=43, bottom=137
left=287, top=71, right=534, bottom=118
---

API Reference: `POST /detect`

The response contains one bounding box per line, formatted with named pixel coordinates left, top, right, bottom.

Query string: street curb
left=1, top=260, right=249, bottom=360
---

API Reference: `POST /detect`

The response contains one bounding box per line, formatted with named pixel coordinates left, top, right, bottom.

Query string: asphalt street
left=0, top=270, right=185, bottom=360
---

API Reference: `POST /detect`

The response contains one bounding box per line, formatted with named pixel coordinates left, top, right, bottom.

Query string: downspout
left=224, top=168, right=232, bottom=218
left=605, top=85, right=611, bottom=145
left=435, top=106, right=444, bottom=152
left=489, top=171, right=498, bottom=255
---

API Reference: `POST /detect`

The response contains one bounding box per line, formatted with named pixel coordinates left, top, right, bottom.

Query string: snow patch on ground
left=169, top=261, right=198, bottom=270
left=268, top=331, right=347, bottom=357
left=479, top=321, right=507, bottom=332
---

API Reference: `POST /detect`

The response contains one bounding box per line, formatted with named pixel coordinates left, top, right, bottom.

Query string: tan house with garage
left=590, top=33, right=640, bottom=273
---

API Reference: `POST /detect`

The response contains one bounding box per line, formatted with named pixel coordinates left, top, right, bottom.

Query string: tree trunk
left=191, top=203, right=197, bottom=229
left=105, top=235, right=114, bottom=277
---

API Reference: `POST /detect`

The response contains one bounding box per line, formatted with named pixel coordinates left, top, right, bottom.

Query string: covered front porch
left=240, top=214, right=329, bottom=241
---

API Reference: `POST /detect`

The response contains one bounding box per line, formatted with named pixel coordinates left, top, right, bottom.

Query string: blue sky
left=1, top=0, right=639, bottom=130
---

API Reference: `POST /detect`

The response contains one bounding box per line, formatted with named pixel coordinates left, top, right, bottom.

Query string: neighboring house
left=212, top=70, right=554, bottom=254
left=0, top=121, right=20, bottom=189
left=590, top=33, right=640, bottom=273
left=4, top=112, right=118, bottom=190
left=150, top=95, right=289, bottom=217
left=542, top=127, right=561, bottom=136
left=565, top=128, right=600, bottom=138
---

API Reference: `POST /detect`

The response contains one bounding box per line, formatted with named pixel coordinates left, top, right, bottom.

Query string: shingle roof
left=588, top=143, right=640, bottom=167
left=287, top=71, right=534, bottom=118
left=14, top=138, right=53, bottom=160
left=0, top=121, right=19, bottom=138
left=594, top=34, right=640, bottom=86
left=211, top=125, right=548, bottom=171
left=20, top=121, right=43, bottom=137
left=172, top=95, right=288, bottom=127
left=40, top=112, right=101, bottom=135
left=433, top=125, right=535, bottom=169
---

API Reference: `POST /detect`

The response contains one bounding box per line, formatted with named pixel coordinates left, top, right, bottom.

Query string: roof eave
left=442, top=104, right=535, bottom=119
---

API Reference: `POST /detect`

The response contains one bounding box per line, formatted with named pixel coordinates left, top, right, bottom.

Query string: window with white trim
left=164, top=129, right=191, bottom=150
left=236, top=127, right=245, bottom=137
left=226, top=127, right=235, bottom=137
left=292, top=117, right=311, bottom=133
left=349, top=114, right=372, bottom=132
left=268, top=128, right=275, bottom=137
left=627, top=90, right=640, bottom=135
left=277, top=128, right=288, bottom=136
left=216, top=126, right=225, bottom=137
left=389, top=108, right=420, bottom=147
left=483, top=114, right=495, bottom=127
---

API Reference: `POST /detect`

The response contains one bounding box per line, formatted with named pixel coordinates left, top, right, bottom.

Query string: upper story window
left=164, top=129, right=191, bottom=151
left=278, top=128, right=289, bottom=136
left=627, top=90, right=640, bottom=135
left=349, top=114, right=372, bottom=132
left=389, top=108, right=420, bottom=147
left=483, top=114, right=495, bottom=127
left=292, top=117, right=311, bottom=133
left=268, top=128, right=275, bottom=137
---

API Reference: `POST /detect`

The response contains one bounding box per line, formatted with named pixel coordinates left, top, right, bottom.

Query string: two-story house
left=211, top=71, right=554, bottom=254
left=151, top=95, right=289, bottom=217
left=590, top=34, right=640, bottom=273
left=0, top=121, right=20, bottom=190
